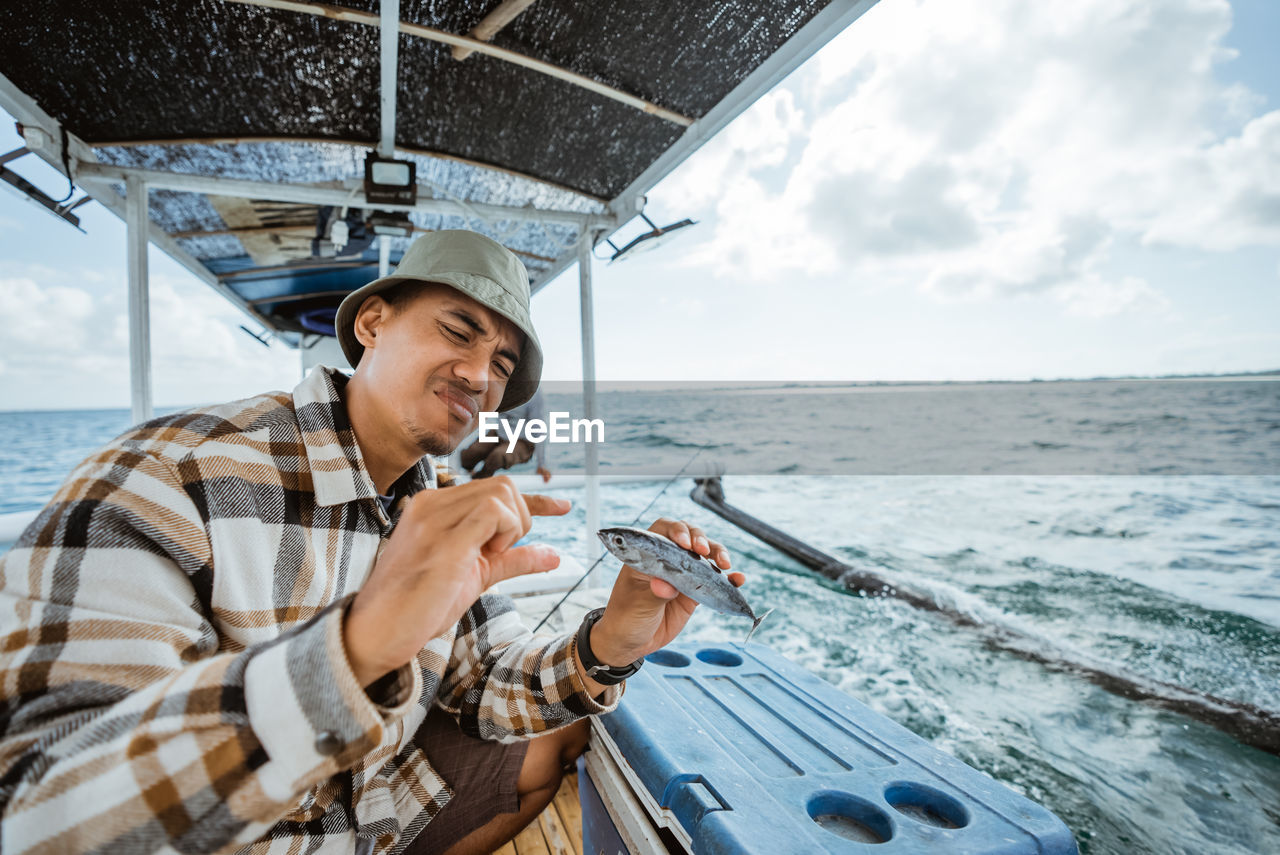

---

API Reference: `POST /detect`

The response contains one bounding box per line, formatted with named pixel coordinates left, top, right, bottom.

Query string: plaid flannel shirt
left=0, top=366, right=618, bottom=854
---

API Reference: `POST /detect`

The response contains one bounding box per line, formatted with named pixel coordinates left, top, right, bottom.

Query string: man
left=0, top=231, right=740, bottom=855
left=459, top=388, right=553, bottom=482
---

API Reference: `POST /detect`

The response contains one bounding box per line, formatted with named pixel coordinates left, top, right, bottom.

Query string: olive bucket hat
left=335, top=229, right=543, bottom=412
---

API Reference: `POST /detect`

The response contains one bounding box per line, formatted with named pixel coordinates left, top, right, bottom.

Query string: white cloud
left=658, top=88, right=808, bottom=214
left=1141, top=110, right=1280, bottom=250
left=1051, top=275, right=1172, bottom=318
left=923, top=213, right=1112, bottom=300
left=0, top=277, right=97, bottom=347
left=0, top=262, right=299, bottom=409
left=657, top=0, right=1275, bottom=317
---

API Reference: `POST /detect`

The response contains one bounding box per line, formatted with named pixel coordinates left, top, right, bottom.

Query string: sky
left=1, top=0, right=1278, bottom=410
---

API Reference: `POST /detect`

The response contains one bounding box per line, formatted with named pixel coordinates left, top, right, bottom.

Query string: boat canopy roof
left=0, top=0, right=875, bottom=341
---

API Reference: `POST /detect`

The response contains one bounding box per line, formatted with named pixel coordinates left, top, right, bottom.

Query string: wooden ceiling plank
left=452, top=0, right=539, bottom=61
left=220, top=0, right=693, bottom=126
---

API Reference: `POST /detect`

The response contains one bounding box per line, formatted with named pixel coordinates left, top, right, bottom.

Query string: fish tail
left=744, top=608, right=775, bottom=645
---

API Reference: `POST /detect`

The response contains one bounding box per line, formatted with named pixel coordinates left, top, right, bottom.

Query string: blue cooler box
left=579, top=641, right=1077, bottom=854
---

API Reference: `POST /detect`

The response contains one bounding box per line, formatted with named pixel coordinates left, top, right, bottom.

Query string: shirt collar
left=293, top=366, right=437, bottom=508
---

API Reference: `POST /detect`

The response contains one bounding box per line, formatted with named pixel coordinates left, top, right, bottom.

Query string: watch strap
left=575, top=608, right=642, bottom=686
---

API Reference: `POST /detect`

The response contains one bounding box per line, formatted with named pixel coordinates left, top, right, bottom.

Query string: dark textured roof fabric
left=0, top=0, right=835, bottom=334
left=3, top=1, right=828, bottom=196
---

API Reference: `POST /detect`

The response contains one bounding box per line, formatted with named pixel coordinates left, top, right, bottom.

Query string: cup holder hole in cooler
left=646, top=650, right=691, bottom=667
left=695, top=648, right=743, bottom=667
left=884, top=782, right=969, bottom=829
left=807, top=791, right=893, bottom=844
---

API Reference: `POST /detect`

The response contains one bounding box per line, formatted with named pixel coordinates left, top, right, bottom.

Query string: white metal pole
left=379, top=0, right=400, bottom=158
left=379, top=234, right=391, bottom=276
left=75, top=163, right=608, bottom=227
left=578, top=230, right=601, bottom=581
left=125, top=174, right=153, bottom=425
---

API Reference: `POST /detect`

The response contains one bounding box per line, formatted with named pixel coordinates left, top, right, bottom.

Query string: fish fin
left=744, top=608, right=775, bottom=645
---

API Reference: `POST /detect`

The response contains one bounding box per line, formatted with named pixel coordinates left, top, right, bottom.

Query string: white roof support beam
left=577, top=229, right=601, bottom=581
left=77, top=174, right=278, bottom=325
left=533, top=0, right=888, bottom=294
left=125, top=174, right=153, bottom=425
left=221, top=0, right=693, bottom=127
left=90, top=137, right=609, bottom=205
left=0, top=73, right=95, bottom=167
left=75, top=161, right=615, bottom=228
left=607, top=0, right=881, bottom=220
left=452, top=0, right=538, bottom=61
left=378, top=0, right=399, bottom=157
left=0, top=70, right=277, bottom=331
left=378, top=234, right=392, bottom=277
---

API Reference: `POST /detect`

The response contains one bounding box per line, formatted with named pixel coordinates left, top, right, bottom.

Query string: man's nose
left=452, top=350, right=496, bottom=398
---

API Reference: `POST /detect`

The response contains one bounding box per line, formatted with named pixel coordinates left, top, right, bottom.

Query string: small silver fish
left=597, top=526, right=774, bottom=643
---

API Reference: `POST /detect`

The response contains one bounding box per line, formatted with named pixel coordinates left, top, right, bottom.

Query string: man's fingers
left=491, top=476, right=532, bottom=535
left=489, top=543, right=561, bottom=582
left=728, top=571, right=746, bottom=587
left=687, top=526, right=709, bottom=556
left=459, top=495, right=524, bottom=555
left=524, top=493, right=572, bottom=516
left=647, top=519, right=729, bottom=561
left=651, top=517, right=693, bottom=549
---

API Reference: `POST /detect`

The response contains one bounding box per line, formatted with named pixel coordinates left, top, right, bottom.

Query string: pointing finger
left=523, top=493, right=572, bottom=516
left=727, top=571, right=746, bottom=588
left=489, top=543, right=561, bottom=582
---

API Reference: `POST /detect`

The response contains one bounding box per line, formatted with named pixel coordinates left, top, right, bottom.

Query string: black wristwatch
left=575, top=608, right=643, bottom=686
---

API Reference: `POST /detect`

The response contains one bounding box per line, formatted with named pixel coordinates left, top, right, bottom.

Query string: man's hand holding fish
left=581, top=518, right=746, bottom=694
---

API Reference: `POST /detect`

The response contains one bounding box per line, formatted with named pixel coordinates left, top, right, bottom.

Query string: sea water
left=2, top=378, right=1278, bottom=854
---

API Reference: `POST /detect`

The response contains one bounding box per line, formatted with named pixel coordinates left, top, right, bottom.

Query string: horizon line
left=2, top=368, right=1276, bottom=415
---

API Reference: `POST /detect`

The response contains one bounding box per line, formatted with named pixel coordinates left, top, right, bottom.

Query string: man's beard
left=403, top=418, right=465, bottom=457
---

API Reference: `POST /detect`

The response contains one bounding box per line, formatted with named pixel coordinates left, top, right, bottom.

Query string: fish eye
left=612, top=535, right=624, bottom=547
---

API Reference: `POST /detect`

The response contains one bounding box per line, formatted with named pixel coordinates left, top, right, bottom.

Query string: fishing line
left=530, top=445, right=707, bottom=632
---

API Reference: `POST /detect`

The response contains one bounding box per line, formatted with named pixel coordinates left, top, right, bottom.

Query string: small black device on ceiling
left=364, top=154, right=416, bottom=206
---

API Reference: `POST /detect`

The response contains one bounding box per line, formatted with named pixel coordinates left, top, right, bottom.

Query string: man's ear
left=353, top=295, right=390, bottom=350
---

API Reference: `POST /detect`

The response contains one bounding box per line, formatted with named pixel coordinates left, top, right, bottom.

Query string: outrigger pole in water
left=691, top=476, right=1280, bottom=757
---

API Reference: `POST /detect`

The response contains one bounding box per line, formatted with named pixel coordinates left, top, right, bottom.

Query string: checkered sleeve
left=435, top=592, right=621, bottom=743
left=0, top=445, right=418, bottom=854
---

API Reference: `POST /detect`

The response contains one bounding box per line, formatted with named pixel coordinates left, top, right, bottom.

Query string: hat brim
left=335, top=272, right=543, bottom=413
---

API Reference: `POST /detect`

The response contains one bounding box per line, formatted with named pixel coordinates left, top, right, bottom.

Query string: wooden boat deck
left=495, top=590, right=600, bottom=855
left=494, top=772, right=584, bottom=855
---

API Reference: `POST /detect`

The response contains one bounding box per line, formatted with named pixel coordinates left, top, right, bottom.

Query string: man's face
left=353, top=283, right=521, bottom=456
